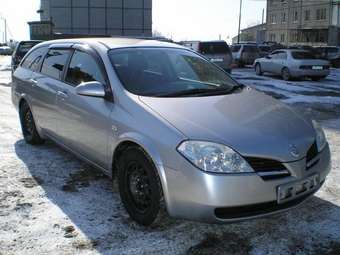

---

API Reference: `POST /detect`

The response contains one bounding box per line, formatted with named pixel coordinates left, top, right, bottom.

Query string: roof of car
left=38, top=37, right=184, bottom=50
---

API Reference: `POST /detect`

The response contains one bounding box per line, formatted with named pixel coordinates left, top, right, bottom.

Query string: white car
left=254, top=49, right=330, bottom=81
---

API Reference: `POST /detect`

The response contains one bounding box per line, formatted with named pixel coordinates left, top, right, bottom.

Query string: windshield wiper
left=153, top=86, right=242, bottom=98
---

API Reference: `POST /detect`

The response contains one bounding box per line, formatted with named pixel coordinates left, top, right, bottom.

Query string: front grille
left=245, top=157, right=290, bottom=181
left=306, top=142, right=318, bottom=162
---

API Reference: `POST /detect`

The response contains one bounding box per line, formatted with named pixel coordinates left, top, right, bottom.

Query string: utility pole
left=4, top=18, right=7, bottom=43
left=237, top=0, right=243, bottom=43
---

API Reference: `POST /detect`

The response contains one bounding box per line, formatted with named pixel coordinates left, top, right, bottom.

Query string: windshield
left=109, top=48, right=238, bottom=97
left=291, top=51, right=316, bottom=60
left=199, top=42, right=230, bottom=54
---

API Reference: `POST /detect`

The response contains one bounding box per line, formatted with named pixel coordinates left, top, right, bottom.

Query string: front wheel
left=282, top=67, right=291, bottom=81
left=118, top=146, right=164, bottom=226
left=19, top=102, right=44, bottom=145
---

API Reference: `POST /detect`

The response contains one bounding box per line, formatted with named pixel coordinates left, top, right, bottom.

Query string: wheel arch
left=110, top=133, right=171, bottom=212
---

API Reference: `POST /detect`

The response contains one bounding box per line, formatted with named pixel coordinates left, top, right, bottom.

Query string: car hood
left=139, top=88, right=316, bottom=162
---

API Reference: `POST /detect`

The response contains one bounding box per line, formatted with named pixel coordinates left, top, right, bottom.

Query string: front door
left=56, top=50, right=113, bottom=170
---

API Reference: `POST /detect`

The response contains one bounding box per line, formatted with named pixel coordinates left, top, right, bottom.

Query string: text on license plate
left=312, top=66, right=323, bottom=70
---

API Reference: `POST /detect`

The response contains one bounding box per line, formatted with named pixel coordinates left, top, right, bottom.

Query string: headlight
left=312, top=120, right=327, bottom=152
left=177, top=141, right=254, bottom=173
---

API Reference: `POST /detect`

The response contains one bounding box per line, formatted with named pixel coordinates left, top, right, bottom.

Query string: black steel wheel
left=19, top=102, right=44, bottom=145
left=118, top=146, right=164, bottom=226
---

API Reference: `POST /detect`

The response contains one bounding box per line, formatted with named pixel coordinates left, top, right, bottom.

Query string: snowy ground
left=0, top=56, right=340, bottom=255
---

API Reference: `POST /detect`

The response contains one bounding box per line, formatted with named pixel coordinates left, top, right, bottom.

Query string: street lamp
left=237, top=0, right=243, bottom=44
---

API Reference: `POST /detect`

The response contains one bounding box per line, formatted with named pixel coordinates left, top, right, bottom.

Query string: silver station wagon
left=12, top=38, right=331, bottom=226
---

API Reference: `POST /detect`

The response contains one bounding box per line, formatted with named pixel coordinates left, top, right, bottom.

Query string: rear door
left=56, top=47, right=113, bottom=169
left=32, top=47, right=72, bottom=137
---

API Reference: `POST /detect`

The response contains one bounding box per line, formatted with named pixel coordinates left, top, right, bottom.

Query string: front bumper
left=162, top=145, right=331, bottom=223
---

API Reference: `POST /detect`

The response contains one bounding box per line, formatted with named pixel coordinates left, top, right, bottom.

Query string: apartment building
left=29, top=0, right=152, bottom=40
left=266, top=0, right=340, bottom=46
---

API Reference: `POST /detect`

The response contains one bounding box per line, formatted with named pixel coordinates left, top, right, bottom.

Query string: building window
left=305, top=10, right=310, bottom=21
left=316, top=9, right=327, bottom=20
left=269, top=33, right=276, bottom=41
left=281, top=34, right=285, bottom=42
left=293, top=11, right=299, bottom=23
left=270, top=14, right=277, bottom=24
left=281, top=12, right=286, bottom=23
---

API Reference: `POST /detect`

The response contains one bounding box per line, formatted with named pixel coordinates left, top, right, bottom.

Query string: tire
left=19, top=102, right=44, bottom=145
left=117, top=146, right=164, bottom=226
left=311, top=76, right=326, bottom=82
left=255, top=63, right=263, bottom=76
left=282, top=67, right=291, bottom=81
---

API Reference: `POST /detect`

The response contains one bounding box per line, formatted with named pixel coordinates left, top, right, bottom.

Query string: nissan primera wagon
left=12, top=38, right=331, bottom=226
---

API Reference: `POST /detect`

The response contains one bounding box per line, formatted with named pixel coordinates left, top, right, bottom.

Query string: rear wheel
left=118, top=146, right=164, bottom=226
left=19, top=102, right=44, bottom=145
left=255, top=63, right=263, bottom=76
left=311, top=76, right=326, bottom=82
left=282, top=67, right=291, bottom=81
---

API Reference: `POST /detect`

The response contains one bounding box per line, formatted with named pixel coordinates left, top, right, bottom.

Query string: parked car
left=12, top=38, right=331, bottom=226
left=11, top=40, right=42, bottom=72
left=231, top=44, right=260, bottom=67
left=0, top=46, right=13, bottom=55
left=315, top=46, right=340, bottom=68
left=254, top=49, right=330, bottom=81
left=181, top=40, right=233, bottom=73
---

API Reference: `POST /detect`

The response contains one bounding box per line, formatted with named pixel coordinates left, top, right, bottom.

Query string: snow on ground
left=0, top=56, right=340, bottom=254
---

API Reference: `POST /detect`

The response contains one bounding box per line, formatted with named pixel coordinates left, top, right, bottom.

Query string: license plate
left=312, top=66, right=323, bottom=70
left=210, top=58, right=223, bottom=63
left=277, top=174, right=320, bottom=204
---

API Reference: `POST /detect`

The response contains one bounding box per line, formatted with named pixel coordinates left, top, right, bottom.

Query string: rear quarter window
left=21, top=47, right=48, bottom=72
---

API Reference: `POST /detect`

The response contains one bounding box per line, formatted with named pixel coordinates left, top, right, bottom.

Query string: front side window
left=109, top=48, right=238, bottom=97
left=65, top=51, right=105, bottom=86
left=21, top=47, right=47, bottom=71
left=41, top=49, right=71, bottom=80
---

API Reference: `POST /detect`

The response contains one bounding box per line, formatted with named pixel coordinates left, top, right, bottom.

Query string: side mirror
left=265, top=55, right=271, bottom=59
left=75, top=81, right=106, bottom=98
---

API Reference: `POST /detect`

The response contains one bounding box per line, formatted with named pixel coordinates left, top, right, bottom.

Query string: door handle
left=29, top=78, right=37, bottom=87
left=57, top=91, right=69, bottom=99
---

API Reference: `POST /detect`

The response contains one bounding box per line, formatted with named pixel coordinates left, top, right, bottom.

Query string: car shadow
left=14, top=139, right=340, bottom=254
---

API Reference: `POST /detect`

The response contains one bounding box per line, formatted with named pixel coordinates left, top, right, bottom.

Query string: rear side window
left=65, top=51, right=105, bottom=86
left=199, top=42, right=230, bottom=54
left=21, top=47, right=47, bottom=71
left=41, top=49, right=71, bottom=80
left=291, top=51, right=316, bottom=60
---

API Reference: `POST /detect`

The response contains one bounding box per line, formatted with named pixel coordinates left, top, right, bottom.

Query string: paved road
left=1, top=57, right=340, bottom=254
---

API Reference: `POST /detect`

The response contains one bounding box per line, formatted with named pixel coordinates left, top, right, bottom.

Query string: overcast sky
left=0, top=0, right=266, bottom=43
